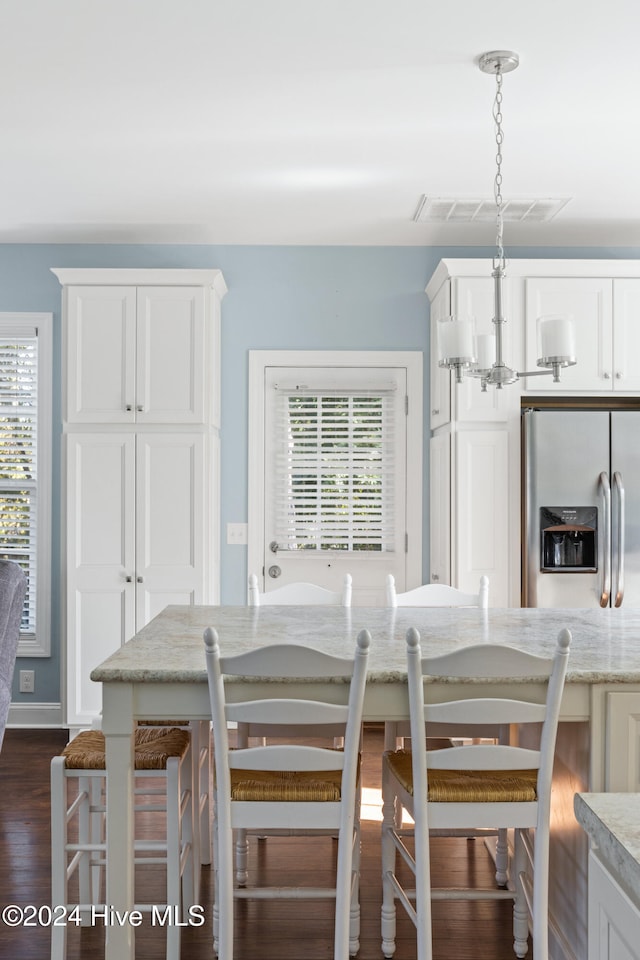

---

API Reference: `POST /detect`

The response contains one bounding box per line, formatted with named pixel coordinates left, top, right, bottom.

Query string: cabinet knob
left=603, top=372, right=611, bottom=379
left=136, top=405, right=144, bottom=413
left=432, top=409, right=440, bottom=416
left=125, top=404, right=133, bottom=412
left=431, top=574, right=440, bottom=582
left=124, top=575, right=132, bottom=583
left=137, top=576, right=144, bottom=583
left=616, top=372, right=623, bottom=380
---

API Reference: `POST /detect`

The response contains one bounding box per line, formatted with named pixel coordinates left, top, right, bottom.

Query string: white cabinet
left=64, top=284, right=207, bottom=424
left=612, top=281, right=640, bottom=393
left=429, top=431, right=450, bottom=584
left=605, top=691, right=640, bottom=791
left=454, top=428, right=510, bottom=603
left=54, top=267, right=227, bottom=729
left=428, top=426, right=511, bottom=606
left=588, top=850, right=640, bottom=960
left=524, top=277, right=640, bottom=393
left=65, top=432, right=209, bottom=725
left=429, top=282, right=451, bottom=430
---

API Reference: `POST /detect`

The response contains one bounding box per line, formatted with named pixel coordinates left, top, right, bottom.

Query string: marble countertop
left=91, top=604, right=640, bottom=685
left=575, top=793, right=640, bottom=901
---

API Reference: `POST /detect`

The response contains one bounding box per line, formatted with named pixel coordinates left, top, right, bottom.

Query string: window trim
left=0, top=313, right=53, bottom=657
left=248, top=350, right=423, bottom=597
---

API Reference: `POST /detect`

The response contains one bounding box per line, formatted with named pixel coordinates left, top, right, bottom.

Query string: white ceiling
left=1, top=0, right=639, bottom=247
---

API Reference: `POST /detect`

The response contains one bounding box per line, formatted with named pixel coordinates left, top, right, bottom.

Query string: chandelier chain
left=493, top=66, right=505, bottom=267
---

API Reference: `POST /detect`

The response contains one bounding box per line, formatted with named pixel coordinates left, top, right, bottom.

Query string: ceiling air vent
left=413, top=196, right=571, bottom=223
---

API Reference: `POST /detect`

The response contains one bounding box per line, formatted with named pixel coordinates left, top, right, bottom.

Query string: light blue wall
left=4, top=242, right=640, bottom=707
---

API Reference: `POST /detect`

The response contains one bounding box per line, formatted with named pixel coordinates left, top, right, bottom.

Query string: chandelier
left=438, top=51, right=577, bottom=390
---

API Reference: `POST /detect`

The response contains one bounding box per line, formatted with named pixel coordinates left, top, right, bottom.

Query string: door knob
left=268, top=565, right=281, bottom=579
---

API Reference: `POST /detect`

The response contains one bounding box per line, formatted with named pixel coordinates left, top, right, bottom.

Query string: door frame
left=248, top=350, right=423, bottom=600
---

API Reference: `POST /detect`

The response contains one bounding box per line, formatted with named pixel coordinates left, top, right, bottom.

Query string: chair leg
left=212, top=803, right=220, bottom=955
left=50, top=758, right=68, bottom=960
left=89, top=776, right=105, bottom=905
left=197, top=720, right=211, bottom=864
left=76, top=774, right=92, bottom=920
left=215, top=813, right=234, bottom=960
left=532, top=821, right=551, bottom=960
left=380, top=763, right=398, bottom=958
left=348, top=802, right=362, bottom=956
left=413, top=807, right=433, bottom=960
left=334, top=824, right=355, bottom=960
left=512, top=829, right=530, bottom=959
left=495, top=827, right=509, bottom=887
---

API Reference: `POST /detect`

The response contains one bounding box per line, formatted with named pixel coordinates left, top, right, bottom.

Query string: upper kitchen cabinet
left=524, top=275, right=640, bottom=394
left=612, top=280, right=640, bottom=393
left=426, top=265, right=521, bottom=427
left=52, top=268, right=227, bottom=425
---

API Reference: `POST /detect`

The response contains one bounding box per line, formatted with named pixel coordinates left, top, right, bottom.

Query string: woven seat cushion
left=227, top=751, right=361, bottom=802
left=230, top=767, right=343, bottom=801
left=385, top=749, right=538, bottom=802
left=61, top=727, right=190, bottom=771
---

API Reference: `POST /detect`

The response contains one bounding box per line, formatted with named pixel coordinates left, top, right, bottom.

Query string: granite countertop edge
left=575, top=792, right=640, bottom=901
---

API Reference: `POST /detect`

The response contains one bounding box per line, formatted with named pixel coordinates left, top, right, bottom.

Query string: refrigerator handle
left=599, top=471, right=611, bottom=608
left=613, top=471, right=625, bottom=607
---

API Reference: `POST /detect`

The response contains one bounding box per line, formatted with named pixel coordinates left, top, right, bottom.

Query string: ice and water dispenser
left=540, top=506, right=598, bottom=572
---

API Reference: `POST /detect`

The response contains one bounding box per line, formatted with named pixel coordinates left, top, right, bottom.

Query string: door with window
left=249, top=352, right=422, bottom=606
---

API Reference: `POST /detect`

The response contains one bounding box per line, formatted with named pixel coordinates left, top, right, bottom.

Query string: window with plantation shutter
left=272, top=387, right=397, bottom=552
left=0, top=315, right=52, bottom=656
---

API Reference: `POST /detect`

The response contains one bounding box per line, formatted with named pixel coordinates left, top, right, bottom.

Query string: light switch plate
left=227, top=522, right=248, bottom=545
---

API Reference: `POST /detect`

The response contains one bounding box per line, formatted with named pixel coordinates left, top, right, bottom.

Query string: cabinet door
left=454, top=428, right=509, bottom=605
left=613, top=280, right=640, bottom=392
left=65, top=286, right=136, bottom=423
left=429, top=432, right=450, bottom=585
left=451, top=278, right=517, bottom=422
left=429, top=283, right=452, bottom=429
left=136, top=287, right=206, bottom=424
left=524, top=277, right=613, bottom=391
left=65, top=434, right=136, bottom=726
left=135, top=433, right=207, bottom=627
left=605, top=691, right=640, bottom=791
left=589, top=853, right=640, bottom=960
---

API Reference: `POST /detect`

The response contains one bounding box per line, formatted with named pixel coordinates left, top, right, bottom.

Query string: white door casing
left=248, top=351, right=422, bottom=606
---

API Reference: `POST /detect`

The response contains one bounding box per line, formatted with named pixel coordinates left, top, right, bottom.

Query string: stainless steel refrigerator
left=522, top=407, right=640, bottom=608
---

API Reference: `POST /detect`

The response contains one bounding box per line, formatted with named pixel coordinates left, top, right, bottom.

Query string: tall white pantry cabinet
left=52, top=268, right=227, bottom=729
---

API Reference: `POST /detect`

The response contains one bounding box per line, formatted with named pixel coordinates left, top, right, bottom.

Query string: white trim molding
left=7, top=702, right=63, bottom=728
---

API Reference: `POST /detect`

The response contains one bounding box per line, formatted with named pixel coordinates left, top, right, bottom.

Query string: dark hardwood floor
left=0, top=725, right=521, bottom=959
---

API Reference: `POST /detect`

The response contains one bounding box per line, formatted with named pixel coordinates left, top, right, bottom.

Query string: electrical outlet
left=226, top=522, right=248, bottom=545
left=19, top=670, right=35, bottom=694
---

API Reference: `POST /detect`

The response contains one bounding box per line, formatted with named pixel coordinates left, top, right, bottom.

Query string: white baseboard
left=7, top=702, right=63, bottom=728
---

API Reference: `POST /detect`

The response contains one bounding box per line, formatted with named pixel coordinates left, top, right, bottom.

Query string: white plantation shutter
left=0, top=329, right=38, bottom=634
left=272, top=385, right=397, bottom=552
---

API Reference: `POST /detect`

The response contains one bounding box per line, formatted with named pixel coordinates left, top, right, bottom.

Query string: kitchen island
left=92, top=604, right=640, bottom=960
